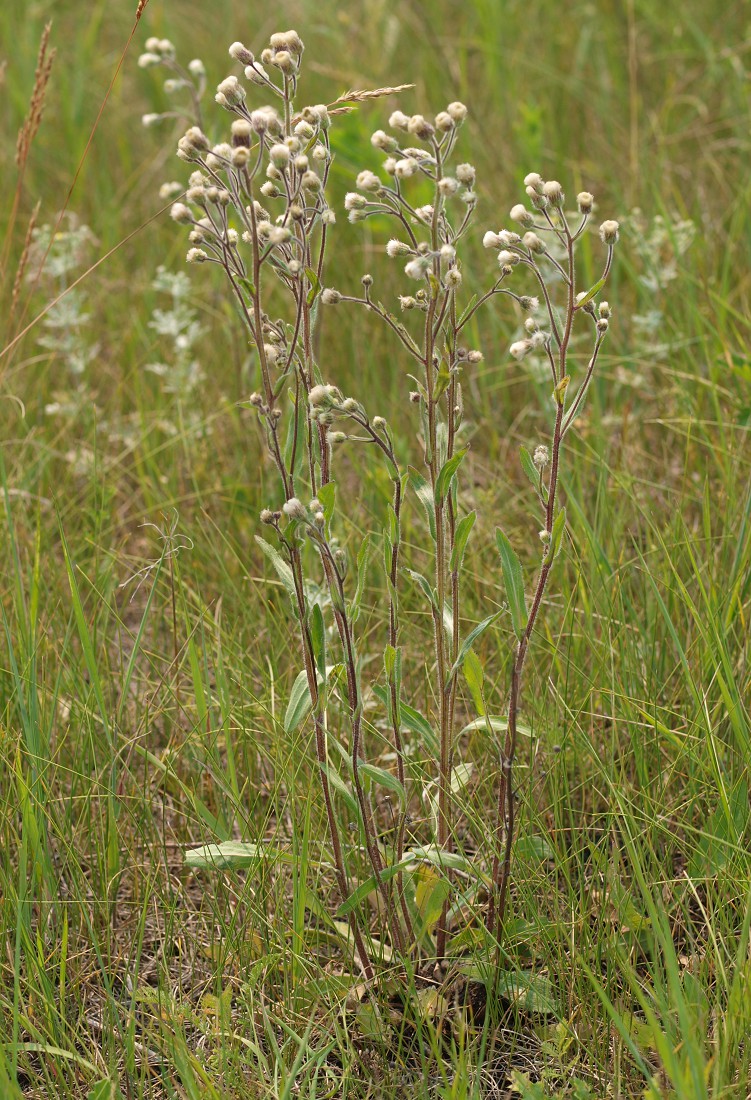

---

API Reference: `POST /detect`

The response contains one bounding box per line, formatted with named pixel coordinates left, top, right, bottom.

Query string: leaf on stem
left=407, top=466, right=437, bottom=542
left=255, top=536, right=296, bottom=603
left=450, top=510, right=476, bottom=572
left=495, top=528, right=527, bottom=639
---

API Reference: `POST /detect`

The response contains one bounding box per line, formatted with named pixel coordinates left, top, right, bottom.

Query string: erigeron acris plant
left=139, top=27, right=619, bottom=988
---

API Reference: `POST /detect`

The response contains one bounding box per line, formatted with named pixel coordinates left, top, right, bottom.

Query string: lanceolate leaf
left=435, top=449, right=467, bottom=503
left=450, top=511, right=476, bottom=572
left=185, top=842, right=292, bottom=870
left=447, top=611, right=503, bottom=687
left=519, top=446, right=541, bottom=493
left=407, top=467, right=437, bottom=542
left=546, top=507, right=567, bottom=565
left=359, top=762, right=406, bottom=805
left=284, top=668, right=315, bottom=733
left=495, top=528, right=527, bottom=639
left=255, top=536, right=296, bottom=603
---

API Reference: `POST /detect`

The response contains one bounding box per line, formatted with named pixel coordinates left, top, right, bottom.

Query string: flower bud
left=438, top=176, right=459, bottom=196
left=283, top=497, right=307, bottom=521
left=216, top=75, right=245, bottom=107
left=523, top=173, right=544, bottom=194
left=523, top=231, right=545, bottom=254
left=321, top=288, right=342, bottom=304
left=509, top=340, right=532, bottom=360
left=510, top=204, right=534, bottom=227
left=498, top=250, right=520, bottom=267
left=455, top=163, right=475, bottom=186
left=408, top=114, right=434, bottom=140
left=497, top=230, right=521, bottom=246
left=533, top=444, right=549, bottom=469
left=542, top=180, right=563, bottom=205
left=345, top=192, right=368, bottom=212
left=483, top=231, right=501, bottom=249
left=446, top=101, right=468, bottom=122
left=268, top=143, right=290, bottom=169
left=186, top=247, right=208, bottom=263
left=229, top=42, right=254, bottom=64
left=598, top=301, right=611, bottom=319
left=389, top=110, right=410, bottom=130
left=394, top=157, right=419, bottom=179
left=188, top=59, right=206, bottom=78
left=404, top=258, right=429, bottom=279
left=387, top=239, right=412, bottom=257
left=599, top=219, right=620, bottom=244
left=577, top=191, right=594, bottom=214
left=434, top=111, right=454, bottom=132
left=519, top=296, right=539, bottom=312
left=269, top=30, right=304, bottom=56
left=356, top=170, right=381, bottom=192
left=170, top=203, right=193, bottom=224
left=231, top=118, right=252, bottom=146
left=371, top=129, right=397, bottom=151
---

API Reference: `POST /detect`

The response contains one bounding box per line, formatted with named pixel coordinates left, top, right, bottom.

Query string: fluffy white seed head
left=447, top=101, right=468, bottom=121
left=577, top=191, right=594, bottom=214
left=483, top=231, right=502, bottom=249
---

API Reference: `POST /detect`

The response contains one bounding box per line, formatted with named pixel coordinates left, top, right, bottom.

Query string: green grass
left=1, top=0, right=750, bottom=1095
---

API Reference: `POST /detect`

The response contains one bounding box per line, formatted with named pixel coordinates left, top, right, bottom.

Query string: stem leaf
left=495, top=528, right=527, bottom=639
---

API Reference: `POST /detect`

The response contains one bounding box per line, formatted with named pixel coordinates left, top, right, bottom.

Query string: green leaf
left=320, top=762, right=359, bottom=820
left=433, top=363, right=452, bottom=402
left=310, top=604, right=326, bottom=676
left=447, top=611, right=503, bottom=687
left=408, top=845, right=478, bottom=876
left=404, top=568, right=437, bottom=610
left=574, top=276, right=606, bottom=310
left=435, top=448, right=467, bottom=503
left=514, top=834, right=555, bottom=863
left=87, top=1083, right=124, bottom=1100
left=407, top=466, right=437, bottom=542
left=463, top=649, right=485, bottom=715
left=450, top=511, right=476, bottom=572
left=459, top=715, right=533, bottom=739
left=337, top=857, right=413, bottom=917
left=284, top=668, right=314, bottom=733
left=520, top=446, right=541, bottom=493
left=457, top=293, right=478, bottom=328
left=495, top=528, right=527, bottom=639
left=546, top=507, right=566, bottom=565
left=351, top=533, right=371, bottom=623
left=255, top=536, right=296, bottom=603
left=185, top=842, right=291, bottom=870
left=414, top=865, right=451, bottom=934
left=497, top=970, right=561, bottom=1017
left=305, top=266, right=321, bottom=305
left=359, top=762, right=406, bottom=805
left=317, top=480, right=336, bottom=522
left=450, top=762, right=474, bottom=793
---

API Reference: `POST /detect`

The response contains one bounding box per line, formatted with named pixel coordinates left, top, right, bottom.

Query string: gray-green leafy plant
left=139, top=28, right=619, bottom=985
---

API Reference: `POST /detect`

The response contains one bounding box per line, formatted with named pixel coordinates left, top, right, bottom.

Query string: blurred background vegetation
left=1, top=0, right=750, bottom=1096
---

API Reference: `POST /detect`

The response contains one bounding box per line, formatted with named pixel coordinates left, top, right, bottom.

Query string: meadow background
left=1, top=0, right=750, bottom=1096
